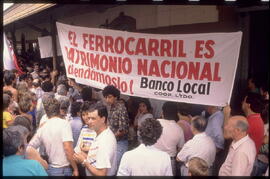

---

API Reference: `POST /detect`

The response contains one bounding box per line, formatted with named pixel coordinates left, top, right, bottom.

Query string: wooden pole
left=50, top=15, right=57, bottom=71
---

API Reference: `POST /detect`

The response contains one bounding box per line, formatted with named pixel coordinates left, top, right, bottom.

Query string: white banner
left=56, top=22, right=242, bottom=106
left=38, top=35, right=62, bottom=58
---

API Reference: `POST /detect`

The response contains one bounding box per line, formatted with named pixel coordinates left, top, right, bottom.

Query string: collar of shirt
left=247, top=113, right=261, bottom=119
left=157, top=118, right=177, bottom=124
left=138, top=143, right=159, bottom=151
left=4, top=155, right=24, bottom=160
left=192, top=132, right=206, bottom=140
left=231, top=135, right=249, bottom=150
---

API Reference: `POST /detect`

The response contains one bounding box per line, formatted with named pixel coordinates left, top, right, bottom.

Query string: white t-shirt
left=74, top=125, right=96, bottom=154
left=154, top=119, right=185, bottom=157
left=85, top=127, right=117, bottom=176
left=39, top=114, right=48, bottom=127
left=29, top=117, right=74, bottom=168
left=117, top=144, right=173, bottom=176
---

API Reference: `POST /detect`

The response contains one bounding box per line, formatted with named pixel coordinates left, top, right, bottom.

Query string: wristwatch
left=82, top=159, right=87, bottom=166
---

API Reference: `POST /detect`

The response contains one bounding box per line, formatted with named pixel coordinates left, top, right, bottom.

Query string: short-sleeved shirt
left=247, top=114, right=264, bottom=154
left=29, top=117, right=74, bottom=168
left=86, top=127, right=117, bottom=176
left=117, top=144, right=173, bottom=176
left=154, top=119, right=185, bottom=157
left=3, top=111, right=13, bottom=128
left=219, top=135, right=256, bottom=176
left=177, top=132, right=216, bottom=176
left=108, top=101, right=129, bottom=141
left=3, top=155, right=48, bottom=176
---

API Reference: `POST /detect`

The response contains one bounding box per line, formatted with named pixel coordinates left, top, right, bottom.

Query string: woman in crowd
left=133, top=98, right=153, bottom=144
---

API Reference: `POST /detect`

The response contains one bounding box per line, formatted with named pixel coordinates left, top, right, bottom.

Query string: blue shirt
left=70, top=116, right=83, bottom=147
left=3, top=155, right=48, bottom=176
left=205, top=110, right=225, bottom=149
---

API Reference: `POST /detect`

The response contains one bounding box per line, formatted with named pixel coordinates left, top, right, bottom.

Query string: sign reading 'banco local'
left=56, top=22, right=242, bottom=106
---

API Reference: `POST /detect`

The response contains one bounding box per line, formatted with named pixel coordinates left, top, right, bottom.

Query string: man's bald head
left=229, top=116, right=249, bottom=132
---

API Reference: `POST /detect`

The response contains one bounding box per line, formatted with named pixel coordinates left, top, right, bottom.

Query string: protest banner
left=56, top=22, right=242, bottom=106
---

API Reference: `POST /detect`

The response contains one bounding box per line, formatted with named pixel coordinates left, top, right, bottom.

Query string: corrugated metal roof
left=4, top=3, right=56, bottom=26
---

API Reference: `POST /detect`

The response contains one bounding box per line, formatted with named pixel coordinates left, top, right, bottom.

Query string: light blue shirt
left=205, top=110, right=225, bottom=149
left=70, top=116, right=83, bottom=147
left=3, top=155, right=48, bottom=176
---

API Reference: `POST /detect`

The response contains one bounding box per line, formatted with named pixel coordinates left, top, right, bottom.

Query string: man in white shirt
left=73, top=103, right=117, bottom=176
left=117, top=118, right=173, bottom=176
left=219, top=116, right=256, bottom=176
left=29, top=98, right=78, bottom=176
left=154, top=101, right=185, bottom=176
left=176, top=116, right=216, bottom=176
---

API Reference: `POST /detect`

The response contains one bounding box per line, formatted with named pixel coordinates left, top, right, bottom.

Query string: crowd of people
left=2, top=62, right=269, bottom=176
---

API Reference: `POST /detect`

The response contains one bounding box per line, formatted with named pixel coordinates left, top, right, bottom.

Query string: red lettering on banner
left=213, top=63, right=221, bottom=81
left=160, top=60, right=170, bottom=78
left=135, top=38, right=147, bottom=55
left=148, top=39, right=159, bottom=56
left=75, top=49, right=80, bottom=64
left=65, top=46, right=74, bottom=62
left=100, top=55, right=108, bottom=71
left=105, top=36, right=114, bottom=53
left=125, top=37, right=135, bottom=55
left=172, top=40, right=177, bottom=57
left=89, top=53, right=100, bottom=69
left=68, top=64, right=73, bottom=75
left=95, top=35, right=104, bottom=52
left=89, top=34, right=95, bottom=50
left=68, top=31, right=78, bottom=47
left=160, top=40, right=171, bottom=57
left=205, top=40, right=215, bottom=59
left=82, top=33, right=88, bottom=49
left=199, top=62, right=212, bottom=80
left=109, top=56, right=117, bottom=73
left=115, top=37, right=124, bottom=54
left=149, top=60, right=161, bottom=77
left=178, top=40, right=187, bottom=57
left=195, top=40, right=204, bottom=58
left=187, top=62, right=200, bottom=80
left=80, top=51, right=87, bottom=66
left=171, top=61, right=176, bottom=78
left=117, top=57, right=123, bottom=74
left=138, top=59, right=148, bottom=76
left=176, top=62, right=188, bottom=79
left=122, top=58, right=132, bottom=74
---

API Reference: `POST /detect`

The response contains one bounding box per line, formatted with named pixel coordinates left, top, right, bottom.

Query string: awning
left=4, top=3, right=56, bottom=26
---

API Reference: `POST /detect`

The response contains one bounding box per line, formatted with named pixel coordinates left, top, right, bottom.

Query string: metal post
left=50, top=15, right=57, bottom=71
